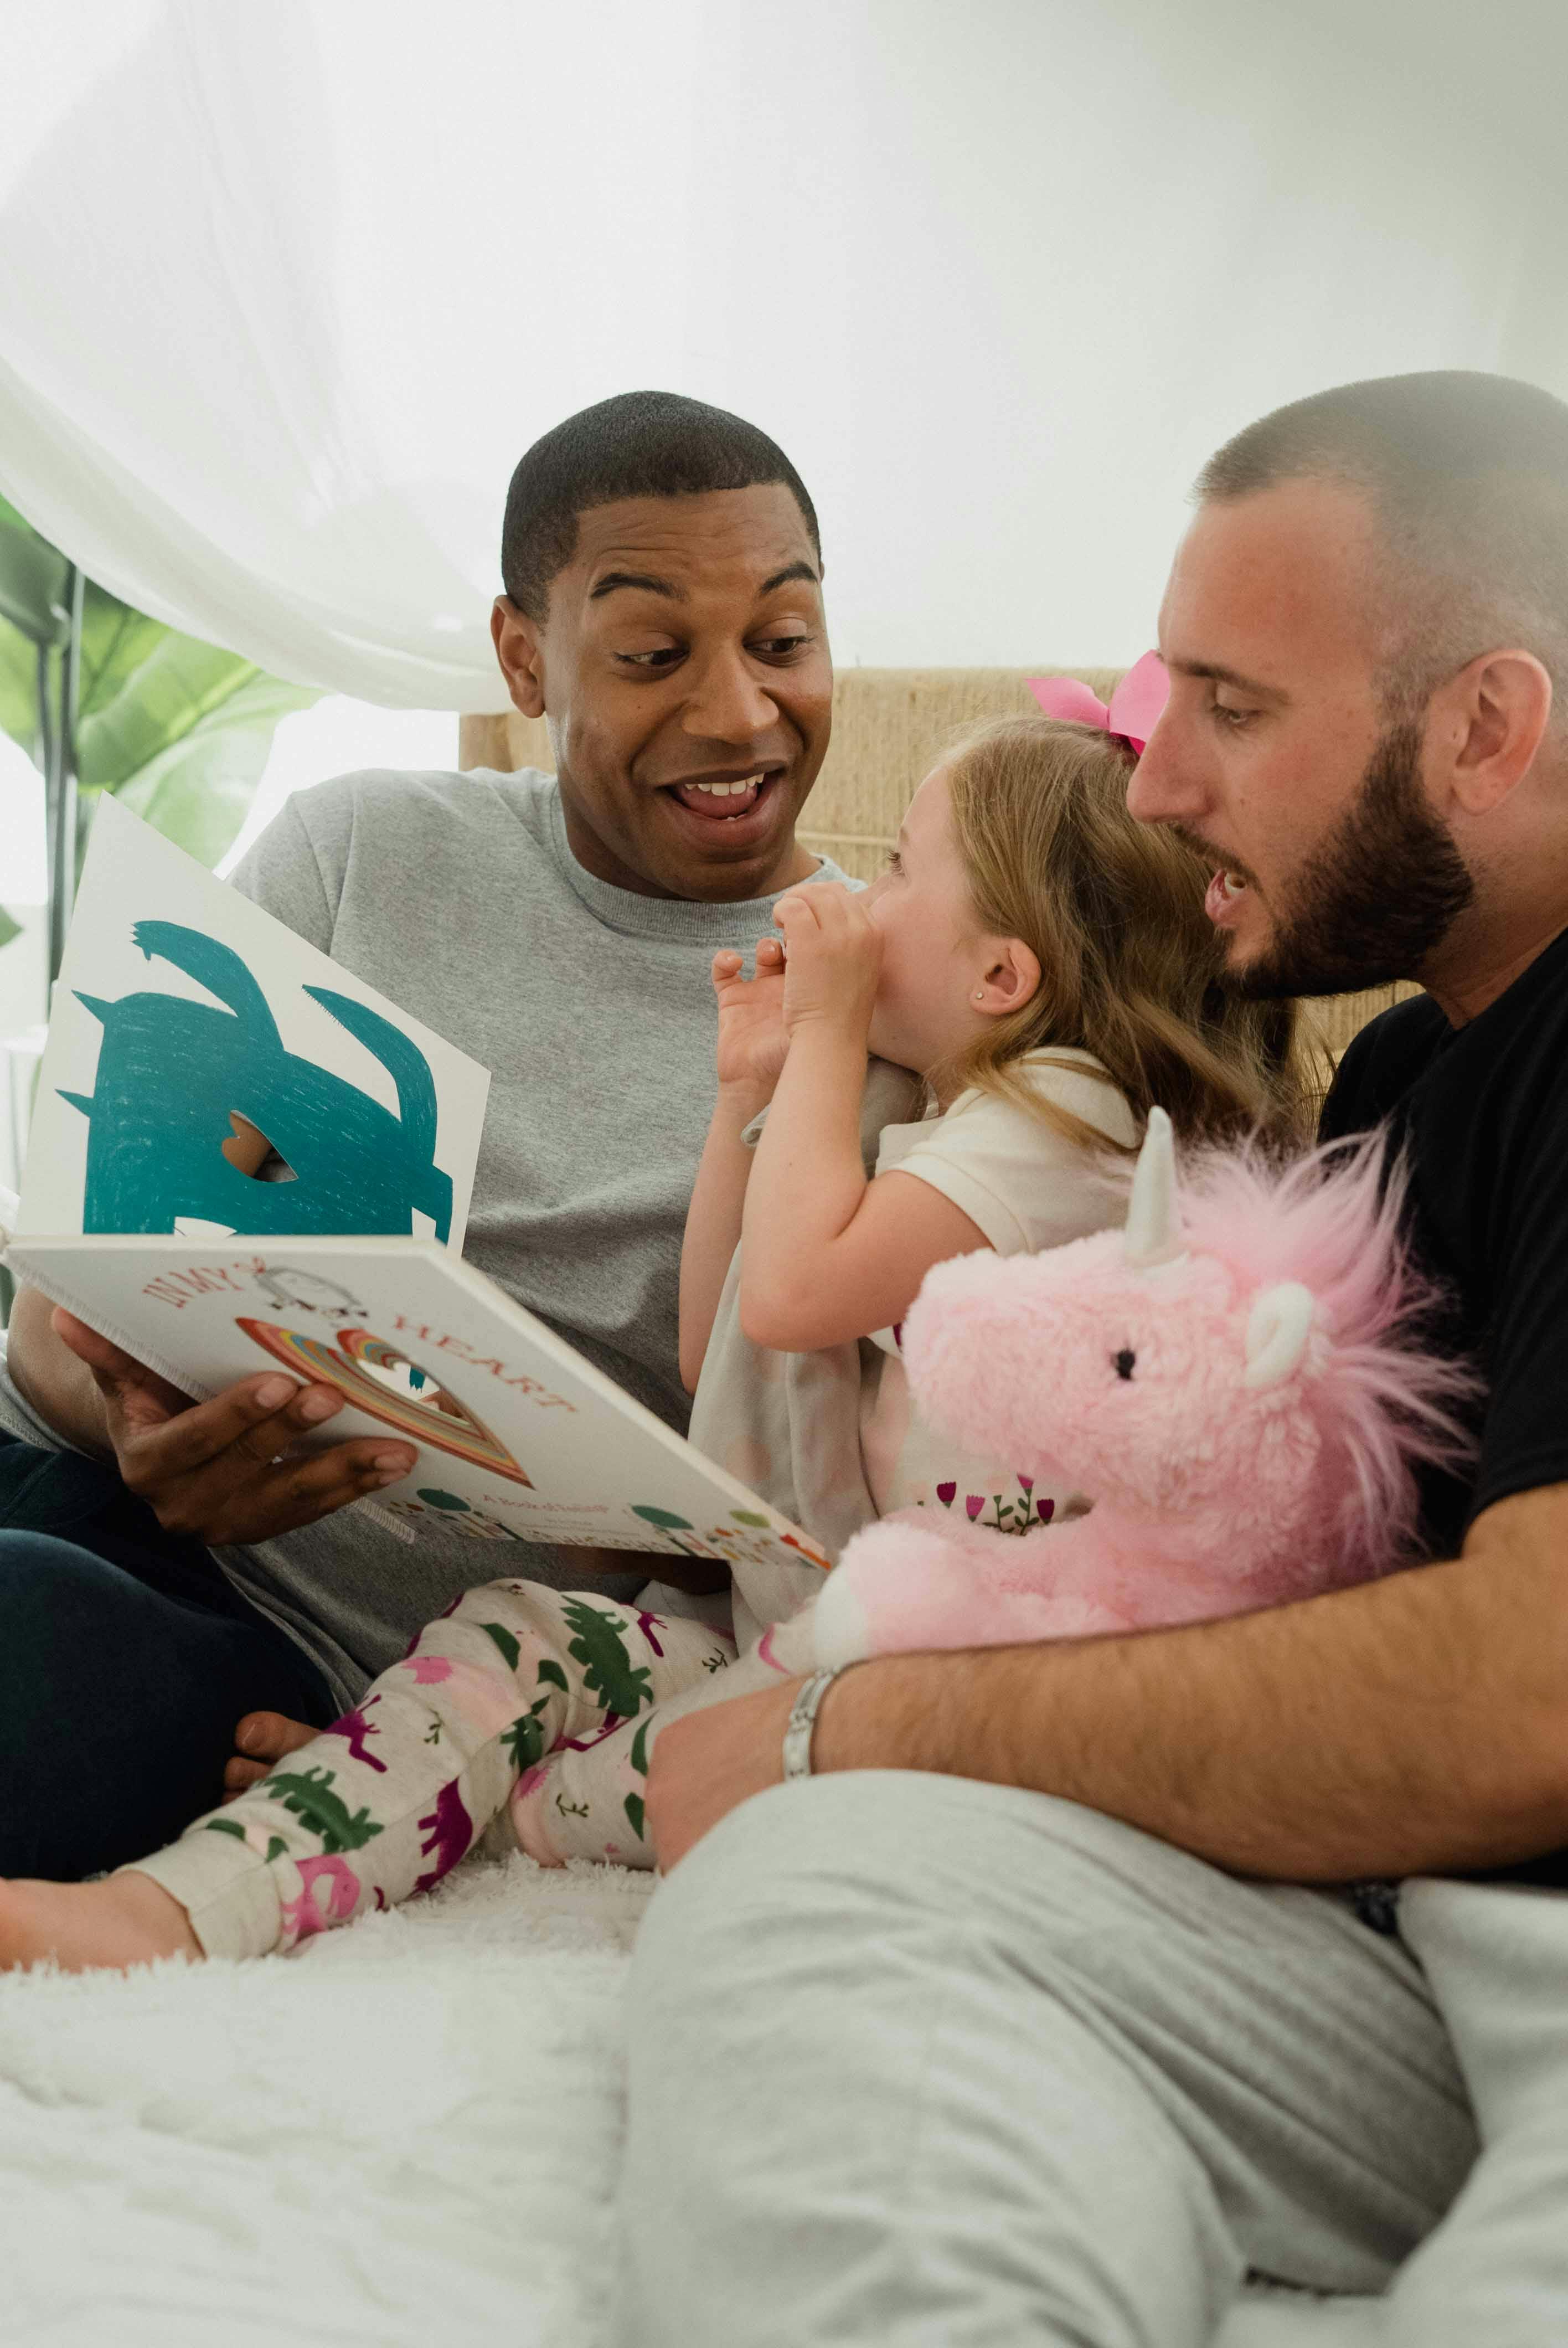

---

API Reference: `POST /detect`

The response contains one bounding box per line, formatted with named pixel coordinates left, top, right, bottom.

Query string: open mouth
left=1204, top=867, right=1251, bottom=923
left=661, top=768, right=782, bottom=827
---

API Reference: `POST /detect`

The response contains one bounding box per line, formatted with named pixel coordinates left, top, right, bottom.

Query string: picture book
left=18, top=796, right=490, bottom=1250
left=1, top=1229, right=831, bottom=1574
left=8, top=801, right=827, bottom=1576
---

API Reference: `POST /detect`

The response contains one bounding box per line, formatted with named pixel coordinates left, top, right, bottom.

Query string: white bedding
left=0, top=1853, right=1379, bottom=2346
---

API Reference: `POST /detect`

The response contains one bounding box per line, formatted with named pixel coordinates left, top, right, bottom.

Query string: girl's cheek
left=866, top=888, right=903, bottom=943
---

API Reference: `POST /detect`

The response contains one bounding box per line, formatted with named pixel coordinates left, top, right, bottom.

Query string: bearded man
left=625, top=371, right=1568, bottom=2345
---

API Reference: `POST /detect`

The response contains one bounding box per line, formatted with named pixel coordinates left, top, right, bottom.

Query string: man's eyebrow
left=1169, top=658, right=1288, bottom=702
left=585, top=560, right=818, bottom=604
left=589, top=570, right=684, bottom=603
left=759, top=561, right=821, bottom=595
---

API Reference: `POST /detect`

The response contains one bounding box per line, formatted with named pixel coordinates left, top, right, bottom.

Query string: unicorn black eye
left=1113, top=1348, right=1136, bottom=1381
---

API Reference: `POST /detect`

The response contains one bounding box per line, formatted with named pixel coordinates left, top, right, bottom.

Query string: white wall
left=306, top=0, right=1568, bottom=669
left=3, top=0, right=1565, bottom=699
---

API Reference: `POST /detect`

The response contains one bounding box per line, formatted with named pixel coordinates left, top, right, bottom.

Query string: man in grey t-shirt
left=0, top=390, right=847, bottom=1879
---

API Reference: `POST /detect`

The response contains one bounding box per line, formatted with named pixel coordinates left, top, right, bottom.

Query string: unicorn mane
left=1172, top=1131, right=1479, bottom=1580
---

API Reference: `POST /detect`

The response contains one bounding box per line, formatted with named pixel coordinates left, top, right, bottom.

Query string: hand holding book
left=49, top=1306, right=416, bottom=1546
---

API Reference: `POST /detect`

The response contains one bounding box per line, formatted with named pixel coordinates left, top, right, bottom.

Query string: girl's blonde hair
left=934, top=713, right=1307, bottom=1152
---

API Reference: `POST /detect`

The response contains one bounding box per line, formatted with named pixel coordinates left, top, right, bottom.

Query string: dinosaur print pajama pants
left=127, top=1580, right=771, bottom=1958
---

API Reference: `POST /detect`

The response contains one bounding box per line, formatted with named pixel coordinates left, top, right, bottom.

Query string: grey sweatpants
left=617, top=1772, right=1568, bottom=2344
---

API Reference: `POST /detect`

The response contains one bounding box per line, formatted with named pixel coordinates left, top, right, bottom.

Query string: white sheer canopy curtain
left=2, top=0, right=1567, bottom=710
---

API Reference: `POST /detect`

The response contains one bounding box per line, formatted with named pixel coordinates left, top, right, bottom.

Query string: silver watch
left=782, top=1667, right=843, bottom=1781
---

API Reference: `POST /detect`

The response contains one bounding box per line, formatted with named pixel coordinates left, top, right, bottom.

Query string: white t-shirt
left=688, top=1049, right=1137, bottom=1650
left=858, top=1049, right=1139, bottom=1522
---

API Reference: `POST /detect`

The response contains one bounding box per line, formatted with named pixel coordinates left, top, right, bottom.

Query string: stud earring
left=973, top=989, right=985, bottom=1002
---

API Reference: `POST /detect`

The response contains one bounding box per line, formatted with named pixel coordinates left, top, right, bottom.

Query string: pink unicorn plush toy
left=809, top=1110, right=1477, bottom=1670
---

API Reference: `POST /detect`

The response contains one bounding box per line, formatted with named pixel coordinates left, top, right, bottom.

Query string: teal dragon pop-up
left=61, top=920, right=455, bottom=1240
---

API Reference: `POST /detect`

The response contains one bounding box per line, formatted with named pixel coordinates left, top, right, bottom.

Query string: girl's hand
left=711, top=937, right=789, bottom=1095
left=773, top=884, right=882, bottom=1041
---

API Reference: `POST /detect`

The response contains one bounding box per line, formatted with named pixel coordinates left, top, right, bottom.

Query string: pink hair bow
left=1027, top=650, right=1169, bottom=756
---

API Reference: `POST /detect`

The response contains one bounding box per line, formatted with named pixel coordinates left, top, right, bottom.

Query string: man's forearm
left=6, top=1286, right=114, bottom=1459
left=814, top=1497, right=1568, bottom=1879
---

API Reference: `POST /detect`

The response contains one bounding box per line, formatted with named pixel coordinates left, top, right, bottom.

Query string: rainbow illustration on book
left=236, top=1319, right=533, bottom=1485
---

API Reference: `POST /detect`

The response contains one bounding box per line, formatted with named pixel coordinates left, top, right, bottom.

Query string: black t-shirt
left=1319, top=925, right=1568, bottom=1892
left=1319, top=923, right=1568, bottom=1559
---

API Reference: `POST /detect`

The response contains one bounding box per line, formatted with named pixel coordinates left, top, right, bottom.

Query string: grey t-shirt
left=0, top=766, right=850, bottom=1707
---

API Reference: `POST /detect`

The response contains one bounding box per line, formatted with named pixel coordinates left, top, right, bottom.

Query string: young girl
left=680, top=713, right=1296, bottom=1615
left=678, top=710, right=1299, bottom=1662
left=0, top=709, right=1298, bottom=1974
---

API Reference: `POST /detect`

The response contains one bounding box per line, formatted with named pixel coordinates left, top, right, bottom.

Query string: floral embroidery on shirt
left=929, top=1476, right=1055, bottom=1535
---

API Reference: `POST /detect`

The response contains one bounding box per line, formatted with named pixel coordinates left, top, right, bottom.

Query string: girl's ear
left=975, top=937, right=1041, bottom=1016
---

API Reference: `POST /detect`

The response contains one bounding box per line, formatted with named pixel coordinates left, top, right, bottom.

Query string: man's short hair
left=501, top=390, right=821, bottom=621
left=1197, top=370, right=1568, bottom=717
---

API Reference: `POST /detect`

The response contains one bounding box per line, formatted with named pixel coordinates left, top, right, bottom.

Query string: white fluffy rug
left=0, top=1854, right=1379, bottom=2347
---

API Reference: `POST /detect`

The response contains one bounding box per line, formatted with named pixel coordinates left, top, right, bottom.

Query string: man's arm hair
left=815, top=1482, right=1568, bottom=1880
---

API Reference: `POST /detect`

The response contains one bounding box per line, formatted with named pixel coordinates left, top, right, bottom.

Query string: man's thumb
left=53, top=1309, right=186, bottom=1421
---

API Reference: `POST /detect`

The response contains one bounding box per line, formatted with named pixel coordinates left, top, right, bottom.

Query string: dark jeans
left=0, top=1430, right=336, bottom=1880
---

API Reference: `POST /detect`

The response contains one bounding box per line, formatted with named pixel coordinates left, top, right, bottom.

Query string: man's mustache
left=1165, top=821, right=1260, bottom=890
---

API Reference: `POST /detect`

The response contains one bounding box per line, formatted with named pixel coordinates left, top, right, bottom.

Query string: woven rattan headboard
left=457, top=667, right=1417, bottom=1063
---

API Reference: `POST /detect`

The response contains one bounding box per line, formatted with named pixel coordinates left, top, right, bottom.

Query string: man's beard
left=1220, top=719, right=1476, bottom=1001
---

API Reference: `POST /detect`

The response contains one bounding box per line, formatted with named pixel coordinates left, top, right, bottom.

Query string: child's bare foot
left=0, top=1871, right=201, bottom=1974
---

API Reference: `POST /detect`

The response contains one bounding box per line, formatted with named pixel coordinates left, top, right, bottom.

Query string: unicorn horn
left=1123, top=1106, right=1185, bottom=1270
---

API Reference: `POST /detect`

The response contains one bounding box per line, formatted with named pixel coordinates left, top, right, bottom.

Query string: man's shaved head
left=1198, top=370, right=1568, bottom=723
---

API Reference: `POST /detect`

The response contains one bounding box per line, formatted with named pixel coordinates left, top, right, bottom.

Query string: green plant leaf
left=0, top=495, right=70, bottom=647
left=0, top=905, right=20, bottom=951
left=0, top=501, right=322, bottom=872
left=0, top=576, right=177, bottom=764
left=77, top=626, right=267, bottom=795
left=0, top=616, right=38, bottom=756
left=76, top=581, right=168, bottom=732
left=103, top=668, right=321, bottom=868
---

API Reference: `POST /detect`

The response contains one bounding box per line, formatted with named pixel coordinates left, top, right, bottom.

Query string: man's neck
left=1421, top=907, right=1568, bottom=1027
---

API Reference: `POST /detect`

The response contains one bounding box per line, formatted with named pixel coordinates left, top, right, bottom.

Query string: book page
left=3, top=1232, right=831, bottom=1578
left=19, top=797, right=489, bottom=1249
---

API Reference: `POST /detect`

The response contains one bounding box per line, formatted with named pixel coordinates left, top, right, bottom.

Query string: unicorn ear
left=1242, top=1282, right=1316, bottom=1389
left=1123, top=1107, right=1185, bottom=1270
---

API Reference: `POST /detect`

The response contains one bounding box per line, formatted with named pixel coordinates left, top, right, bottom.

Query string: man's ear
left=492, top=596, right=547, bottom=722
left=1434, top=649, right=1553, bottom=817
left=975, top=936, right=1041, bottom=1017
